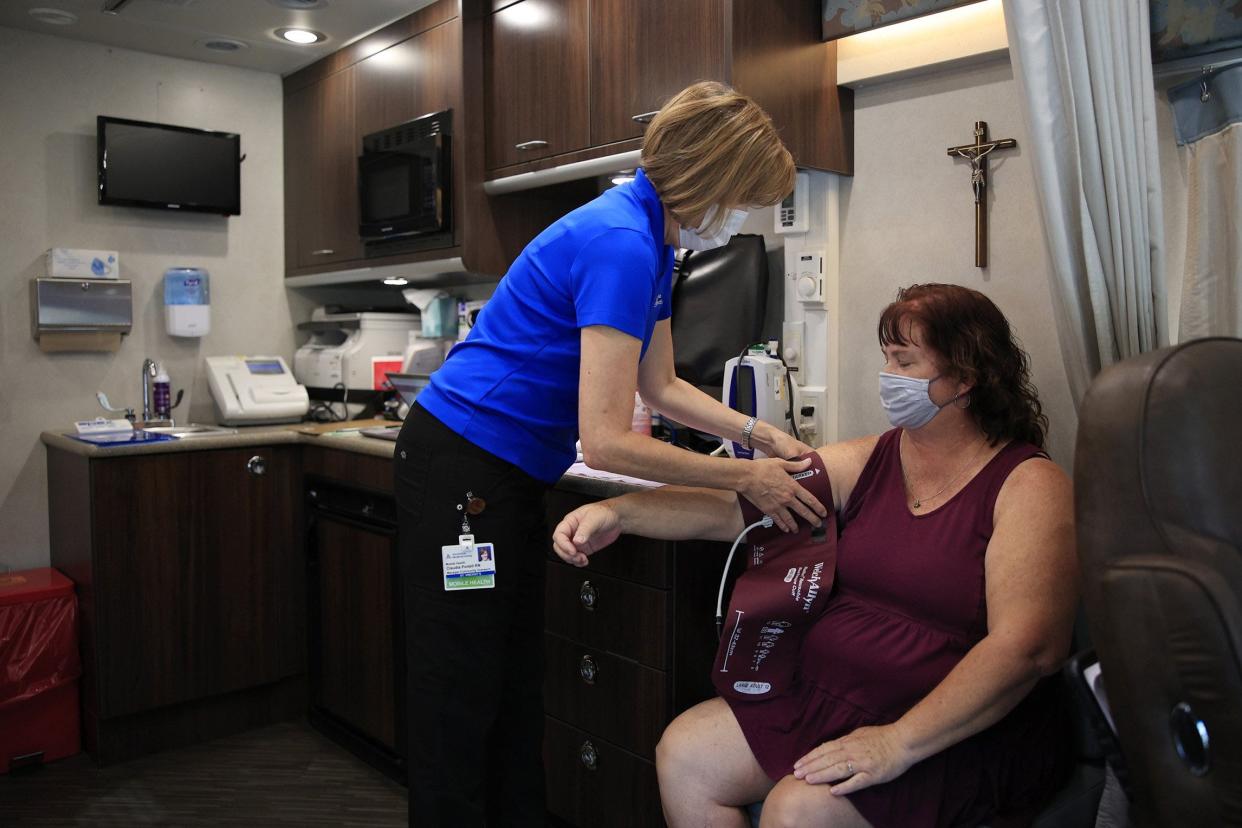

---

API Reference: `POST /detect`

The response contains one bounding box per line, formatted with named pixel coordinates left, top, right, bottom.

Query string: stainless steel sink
left=142, top=424, right=238, bottom=438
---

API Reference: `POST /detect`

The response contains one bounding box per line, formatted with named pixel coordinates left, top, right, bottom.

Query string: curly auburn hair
left=878, top=283, right=1048, bottom=449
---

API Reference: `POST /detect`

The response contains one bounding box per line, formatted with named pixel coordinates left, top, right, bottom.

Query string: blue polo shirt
left=417, top=168, right=675, bottom=483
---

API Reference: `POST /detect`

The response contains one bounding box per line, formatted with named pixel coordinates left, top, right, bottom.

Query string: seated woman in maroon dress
left=552, top=284, right=1078, bottom=828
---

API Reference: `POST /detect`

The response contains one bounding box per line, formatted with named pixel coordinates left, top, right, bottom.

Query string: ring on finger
left=846, top=760, right=854, bottom=775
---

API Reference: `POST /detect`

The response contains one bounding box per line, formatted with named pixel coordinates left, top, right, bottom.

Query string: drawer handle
left=631, top=111, right=658, bottom=124
left=578, top=580, right=598, bottom=611
left=310, top=248, right=335, bottom=256
left=579, top=740, right=599, bottom=772
left=247, top=455, right=267, bottom=476
left=515, top=140, right=549, bottom=151
left=578, top=654, right=598, bottom=685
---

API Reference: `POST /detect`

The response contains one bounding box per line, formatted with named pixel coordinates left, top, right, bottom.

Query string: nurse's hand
left=760, top=426, right=817, bottom=460
left=552, top=503, right=622, bottom=567
left=740, top=458, right=827, bottom=532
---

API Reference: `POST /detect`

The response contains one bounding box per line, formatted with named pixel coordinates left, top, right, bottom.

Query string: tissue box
left=45, top=248, right=119, bottom=279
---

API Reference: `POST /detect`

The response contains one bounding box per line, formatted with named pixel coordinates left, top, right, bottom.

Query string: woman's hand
left=740, top=458, right=828, bottom=532
left=552, top=503, right=623, bottom=567
left=792, top=725, right=914, bottom=795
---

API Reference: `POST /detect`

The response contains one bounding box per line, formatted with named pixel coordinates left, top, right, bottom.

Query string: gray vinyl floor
left=0, top=720, right=408, bottom=826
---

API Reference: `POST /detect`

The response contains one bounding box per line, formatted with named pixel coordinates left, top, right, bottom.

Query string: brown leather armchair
left=1074, top=337, right=1242, bottom=827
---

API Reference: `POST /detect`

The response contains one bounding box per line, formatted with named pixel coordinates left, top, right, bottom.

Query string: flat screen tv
left=97, top=116, right=241, bottom=216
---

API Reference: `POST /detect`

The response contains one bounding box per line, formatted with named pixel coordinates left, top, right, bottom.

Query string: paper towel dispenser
left=31, top=277, right=132, bottom=352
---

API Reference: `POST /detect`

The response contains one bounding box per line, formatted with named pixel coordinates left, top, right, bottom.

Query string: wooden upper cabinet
left=285, top=67, right=363, bottom=268
left=589, top=0, right=725, bottom=147
left=480, top=0, right=852, bottom=177
left=485, top=0, right=590, bottom=168
left=355, top=20, right=462, bottom=141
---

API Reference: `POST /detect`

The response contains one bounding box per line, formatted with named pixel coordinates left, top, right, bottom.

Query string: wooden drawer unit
left=545, top=562, right=668, bottom=668
left=543, top=486, right=731, bottom=827
left=544, top=633, right=667, bottom=756
left=544, top=717, right=663, bottom=828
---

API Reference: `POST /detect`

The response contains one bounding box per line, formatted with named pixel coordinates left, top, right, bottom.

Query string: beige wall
left=835, top=57, right=1078, bottom=468
left=0, top=26, right=309, bottom=573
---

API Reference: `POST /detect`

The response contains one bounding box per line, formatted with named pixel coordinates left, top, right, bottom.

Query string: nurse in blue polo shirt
left=394, top=81, right=827, bottom=827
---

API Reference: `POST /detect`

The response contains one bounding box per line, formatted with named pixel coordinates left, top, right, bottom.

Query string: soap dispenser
left=164, top=267, right=210, bottom=337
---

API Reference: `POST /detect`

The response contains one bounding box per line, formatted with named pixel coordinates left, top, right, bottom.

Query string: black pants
left=394, top=403, right=550, bottom=828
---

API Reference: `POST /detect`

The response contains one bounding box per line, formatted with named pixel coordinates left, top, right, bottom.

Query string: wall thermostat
left=774, top=171, right=809, bottom=234
left=792, top=249, right=826, bottom=305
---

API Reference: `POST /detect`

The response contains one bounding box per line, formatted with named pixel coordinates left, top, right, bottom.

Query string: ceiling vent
left=29, top=7, right=78, bottom=25
left=200, top=38, right=248, bottom=52
left=267, top=0, right=329, bottom=9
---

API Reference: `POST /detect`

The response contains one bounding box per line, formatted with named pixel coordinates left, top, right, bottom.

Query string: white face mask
left=678, top=206, right=748, bottom=251
left=878, top=372, right=957, bottom=430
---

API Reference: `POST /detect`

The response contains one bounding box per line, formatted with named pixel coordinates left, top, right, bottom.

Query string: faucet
left=141, top=358, right=157, bottom=424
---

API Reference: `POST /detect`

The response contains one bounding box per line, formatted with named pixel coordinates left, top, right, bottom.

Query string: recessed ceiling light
left=276, top=27, right=325, bottom=45
left=29, top=7, right=78, bottom=25
left=382, top=277, right=409, bottom=286
left=199, top=38, right=248, bottom=53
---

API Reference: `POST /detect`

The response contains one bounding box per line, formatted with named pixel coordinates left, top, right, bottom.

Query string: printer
left=294, top=308, right=421, bottom=394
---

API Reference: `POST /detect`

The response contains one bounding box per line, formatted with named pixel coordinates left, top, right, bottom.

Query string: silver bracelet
left=741, top=416, right=758, bottom=450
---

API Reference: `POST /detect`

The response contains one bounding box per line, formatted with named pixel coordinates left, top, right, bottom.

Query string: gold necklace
left=901, top=434, right=989, bottom=510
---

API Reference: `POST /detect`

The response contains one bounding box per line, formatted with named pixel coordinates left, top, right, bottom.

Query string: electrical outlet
left=781, top=321, right=804, bottom=374
left=797, top=385, right=827, bottom=448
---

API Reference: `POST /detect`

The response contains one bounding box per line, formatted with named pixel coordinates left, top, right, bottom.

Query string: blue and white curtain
left=1168, top=64, right=1242, bottom=339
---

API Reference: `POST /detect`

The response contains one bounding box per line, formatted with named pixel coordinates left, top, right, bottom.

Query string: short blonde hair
left=641, top=81, right=796, bottom=235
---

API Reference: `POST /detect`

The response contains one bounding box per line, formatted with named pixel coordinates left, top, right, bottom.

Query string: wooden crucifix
left=946, top=121, right=1017, bottom=268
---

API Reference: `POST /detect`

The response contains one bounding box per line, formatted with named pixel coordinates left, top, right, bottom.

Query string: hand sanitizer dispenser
left=164, top=267, right=210, bottom=337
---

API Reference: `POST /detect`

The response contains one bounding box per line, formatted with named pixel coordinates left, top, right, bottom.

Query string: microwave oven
left=358, top=110, right=452, bottom=255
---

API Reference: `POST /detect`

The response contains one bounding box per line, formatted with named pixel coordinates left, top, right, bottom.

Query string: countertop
left=40, top=424, right=656, bottom=499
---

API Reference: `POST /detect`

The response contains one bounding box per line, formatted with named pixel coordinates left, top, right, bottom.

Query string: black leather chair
left=1074, top=337, right=1242, bottom=827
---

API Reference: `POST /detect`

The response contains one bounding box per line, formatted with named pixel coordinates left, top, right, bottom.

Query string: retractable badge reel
left=441, top=492, right=497, bottom=591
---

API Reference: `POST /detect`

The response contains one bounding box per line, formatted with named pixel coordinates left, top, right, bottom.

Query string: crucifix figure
left=947, top=121, right=1017, bottom=268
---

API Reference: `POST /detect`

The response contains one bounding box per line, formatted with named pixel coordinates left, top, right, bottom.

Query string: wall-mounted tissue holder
left=31, top=277, right=132, bottom=353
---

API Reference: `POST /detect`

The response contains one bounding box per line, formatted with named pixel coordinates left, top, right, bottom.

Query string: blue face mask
left=878, top=372, right=955, bottom=430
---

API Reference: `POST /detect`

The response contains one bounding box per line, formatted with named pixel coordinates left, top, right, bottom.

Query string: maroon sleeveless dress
left=729, top=429, right=1073, bottom=827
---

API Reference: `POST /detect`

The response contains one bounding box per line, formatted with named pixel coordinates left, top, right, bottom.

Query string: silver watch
left=741, top=416, right=758, bottom=450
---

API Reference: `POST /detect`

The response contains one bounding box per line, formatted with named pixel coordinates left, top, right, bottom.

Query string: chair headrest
left=1075, top=337, right=1242, bottom=573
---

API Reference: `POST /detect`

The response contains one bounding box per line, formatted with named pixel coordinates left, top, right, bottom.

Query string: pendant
left=912, top=499, right=922, bottom=509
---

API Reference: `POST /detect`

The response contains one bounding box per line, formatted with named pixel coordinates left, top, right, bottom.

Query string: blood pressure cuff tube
left=711, top=451, right=837, bottom=703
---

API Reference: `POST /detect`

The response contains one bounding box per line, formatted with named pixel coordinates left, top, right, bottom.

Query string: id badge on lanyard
left=442, top=492, right=496, bottom=591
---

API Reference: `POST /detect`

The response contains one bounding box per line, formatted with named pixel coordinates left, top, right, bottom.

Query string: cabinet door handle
left=310, top=248, right=335, bottom=256
left=579, top=740, right=599, bottom=772
left=631, top=111, right=658, bottom=124
left=247, top=456, right=267, bottom=476
left=578, top=580, right=598, bottom=611
left=578, top=654, right=598, bottom=685
left=515, top=140, right=549, bottom=151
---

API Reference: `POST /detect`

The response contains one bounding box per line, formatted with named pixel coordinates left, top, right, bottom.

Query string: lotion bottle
left=153, top=364, right=171, bottom=421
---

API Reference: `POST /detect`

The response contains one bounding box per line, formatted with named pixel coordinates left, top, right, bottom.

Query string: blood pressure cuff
left=711, top=451, right=837, bottom=703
